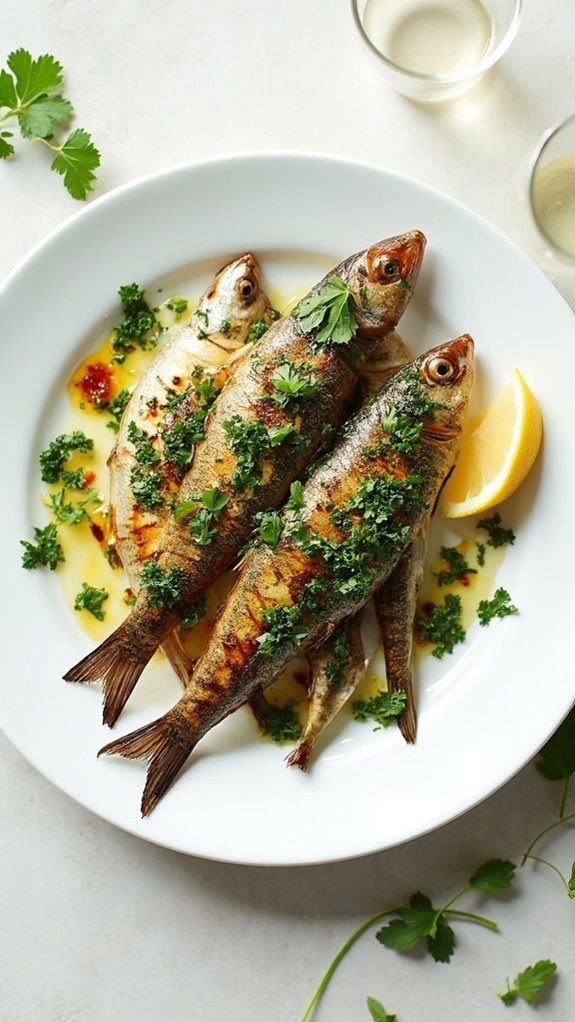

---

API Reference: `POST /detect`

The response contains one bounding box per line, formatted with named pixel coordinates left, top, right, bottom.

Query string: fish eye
left=372, top=257, right=401, bottom=283
left=237, top=275, right=257, bottom=303
left=424, top=355, right=457, bottom=384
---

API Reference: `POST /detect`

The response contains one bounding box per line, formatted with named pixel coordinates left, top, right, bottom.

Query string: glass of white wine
left=351, top=0, right=522, bottom=102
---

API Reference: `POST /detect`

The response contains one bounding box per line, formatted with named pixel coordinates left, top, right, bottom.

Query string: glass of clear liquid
left=351, top=0, right=522, bottom=102
left=506, top=115, right=575, bottom=307
left=529, top=115, right=575, bottom=262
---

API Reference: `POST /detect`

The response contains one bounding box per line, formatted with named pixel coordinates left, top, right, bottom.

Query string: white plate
left=1, top=152, right=573, bottom=866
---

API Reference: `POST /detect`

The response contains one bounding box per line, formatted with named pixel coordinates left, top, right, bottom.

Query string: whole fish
left=285, top=614, right=366, bottom=770
left=65, top=231, right=426, bottom=726
left=282, top=329, right=420, bottom=763
left=109, top=253, right=274, bottom=681
left=100, top=335, right=474, bottom=815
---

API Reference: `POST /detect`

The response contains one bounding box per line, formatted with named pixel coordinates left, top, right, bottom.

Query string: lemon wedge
left=440, top=368, right=543, bottom=519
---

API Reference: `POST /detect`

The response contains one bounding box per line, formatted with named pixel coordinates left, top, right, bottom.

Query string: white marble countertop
left=1, top=2, right=574, bottom=1019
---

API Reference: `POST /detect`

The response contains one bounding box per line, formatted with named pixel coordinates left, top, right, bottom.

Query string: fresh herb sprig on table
left=299, top=859, right=516, bottom=1021
left=498, top=960, right=558, bottom=1006
left=0, top=49, right=100, bottom=198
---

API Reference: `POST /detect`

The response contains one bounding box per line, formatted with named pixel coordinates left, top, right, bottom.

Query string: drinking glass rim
left=350, top=0, right=523, bottom=85
left=528, top=112, right=575, bottom=262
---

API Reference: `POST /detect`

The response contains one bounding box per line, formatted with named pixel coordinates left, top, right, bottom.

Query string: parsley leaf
left=286, top=479, right=305, bottom=512
left=49, top=127, right=101, bottom=200
left=499, top=960, right=557, bottom=1005
left=432, top=545, right=478, bottom=587
left=258, top=699, right=303, bottom=742
left=140, top=560, right=185, bottom=609
left=255, top=509, right=283, bottom=548
left=39, top=431, right=94, bottom=483
left=367, top=997, right=396, bottom=1022
left=416, top=593, right=465, bottom=658
left=351, top=690, right=407, bottom=730
left=376, top=893, right=438, bottom=952
left=293, top=275, right=358, bottom=348
left=179, top=595, right=207, bottom=631
left=257, top=604, right=308, bottom=656
left=112, top=283, right=162, bottom=362
left=477, top=513, right=516, bottom=548
left=0, top=51, right=100, bottom=198
left=5, top=49, right=63, bottom=104
left=469, top=859, right=516, bottom=892
left=535, top=707, right=575, bottom=782
left=477, top=587, right=518, bottom=626
left=269, top=361, right=320, bottom=411
left=20, top=522, right=64, bottom=570
left=18, top=94, right=73, bottom=139
left=74, top=582, right=109, bottom=621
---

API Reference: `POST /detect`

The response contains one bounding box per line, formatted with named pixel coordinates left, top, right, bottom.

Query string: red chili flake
left=293, top=671, right=309, bottom=689
left=421, top=602, right=435, bottom=616
left=76, top=362, right=114, bottom=406
left=90, top=522, right=105, bottom=543
left=83, top=470, right=96, bottom=487
left=458, top=575, right=470, bottom=587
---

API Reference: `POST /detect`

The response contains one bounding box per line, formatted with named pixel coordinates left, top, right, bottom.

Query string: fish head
left=347, top=230, right=426, bottom=342
left=199, top=253, right=274, bottom=351
left=414, top=334, right=475, bottom=442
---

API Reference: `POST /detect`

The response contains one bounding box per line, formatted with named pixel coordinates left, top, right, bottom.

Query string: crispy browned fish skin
left=108, top=254, right=273, bottom=683
left=65, top=232, right=426, bottom=725
left=285, top=614, right=365, bottom=771
left=99, top=336, right=474, bottom=815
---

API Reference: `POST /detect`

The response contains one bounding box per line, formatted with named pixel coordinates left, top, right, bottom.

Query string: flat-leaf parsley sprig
left=0, top=48, right=100, bottom=198
left=298, top=859, right=515, bottom=1021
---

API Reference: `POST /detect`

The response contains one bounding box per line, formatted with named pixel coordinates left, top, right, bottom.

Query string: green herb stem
left=522, top=854, right=572, bottom=895
left=299, top=908, right=400, bottom=1022
left=521, top=811, right=575, bottom=866
left=443, top=909, right=499, bottom=932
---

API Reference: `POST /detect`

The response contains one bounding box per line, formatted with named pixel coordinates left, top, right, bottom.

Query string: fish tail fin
left=396, top=682, right=417, bottom=744
left=99, top=712, right=196, bottom=816
left=63, top=620, right=153, bottom=727
left=285, top=741, right=312, bottom=772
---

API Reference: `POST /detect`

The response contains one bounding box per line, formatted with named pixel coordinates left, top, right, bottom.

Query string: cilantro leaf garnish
left=74, top=582, right=109, bottom=621
left=366, top=997, right=396, bottom=1022
left=269, top=361, right=320, bottom=411
left=477, top=587, right=518, bottom=626
left=468, top=859, right=516, bottom=891
left=255, top=509, right=283, bottom=548
left=20, top=522, right=64, bottom=569
left=293, top=275, right=358, bottom=348
left=175, top=488, right=229, bottom=547
left=498, top=960, right=557, bottom=1006
left=0, top=50, right=100, bottom=198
